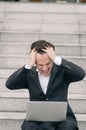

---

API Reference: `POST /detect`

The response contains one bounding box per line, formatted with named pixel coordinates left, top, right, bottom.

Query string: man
left=6, top=40, right=85, bottom=130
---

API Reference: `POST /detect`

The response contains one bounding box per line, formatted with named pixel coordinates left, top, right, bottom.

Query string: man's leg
left=40, top=122, right=54, bottom=130
left=21, top=120, right=40, bottom=130
left=56, top=120, right=78, bottom=130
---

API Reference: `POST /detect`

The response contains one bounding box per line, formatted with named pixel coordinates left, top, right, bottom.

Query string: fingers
left=44, top=46, right=53, bottom=52
left=28, top=48, right=37, bottom=68
left=42, top=47, right=56, bottom=61
left=30, top=48, right=36, bottom=53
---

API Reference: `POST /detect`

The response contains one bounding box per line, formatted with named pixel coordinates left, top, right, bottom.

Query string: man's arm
left=43, top=46, right=85, bottom=83
left=61, top=58, right=85, bottom=83
left=5, top=66, right=29, bottom=90
left=6, top=49, right=37, bottom=90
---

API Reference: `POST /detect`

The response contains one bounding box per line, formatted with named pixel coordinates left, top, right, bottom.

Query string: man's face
left=36, top=53, right=53, bottom=76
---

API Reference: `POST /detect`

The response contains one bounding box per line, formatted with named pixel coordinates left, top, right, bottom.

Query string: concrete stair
left=0, top=92, right=86, bottom=130
left=0, top=2, right=86, bottom=130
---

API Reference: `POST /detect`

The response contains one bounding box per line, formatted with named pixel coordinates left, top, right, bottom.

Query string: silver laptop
left=26, top=101, right=67, bottom=122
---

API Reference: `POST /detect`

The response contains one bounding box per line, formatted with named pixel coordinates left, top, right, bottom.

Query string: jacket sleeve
left=61, top=59, right=85, bottom=83
left=5, top=66, right=29, bottom=90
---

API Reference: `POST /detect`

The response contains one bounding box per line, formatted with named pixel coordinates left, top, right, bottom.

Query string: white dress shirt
left=38, top=72, right=50, bottom=94
left=25, top=56, right=62, bottom=94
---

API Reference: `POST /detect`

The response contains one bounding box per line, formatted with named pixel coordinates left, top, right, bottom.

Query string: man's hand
left=42, top=47, right=56, bottom=61
left=28, top=48, right=37, bottom=68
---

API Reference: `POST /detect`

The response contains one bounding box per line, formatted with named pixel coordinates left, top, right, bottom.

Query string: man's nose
left=42, top=66, right=48, bottom=71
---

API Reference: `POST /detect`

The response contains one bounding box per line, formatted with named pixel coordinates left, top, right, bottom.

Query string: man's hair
left=31, top=40, right=55, bottom=54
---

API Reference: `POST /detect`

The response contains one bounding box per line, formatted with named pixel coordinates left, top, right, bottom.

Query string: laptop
left=26, top=101, right=67, bottom=122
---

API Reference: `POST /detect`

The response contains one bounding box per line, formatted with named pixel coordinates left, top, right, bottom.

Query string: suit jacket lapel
left=31, top=64, right=60, bottom=96
left=32, top=68, right=46, bottom=96
left=46, top=63, right=60, bottom=94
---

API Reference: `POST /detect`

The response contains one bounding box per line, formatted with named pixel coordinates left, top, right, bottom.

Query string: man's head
left=31, top=40, right=55, bottom=54
left=31, top=40, right=55, bottom=76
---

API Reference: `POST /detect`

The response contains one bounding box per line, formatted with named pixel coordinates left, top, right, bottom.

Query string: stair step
left=0, top=112, right=25, bottom=120
left=1, top=91, right=86, bottom=99
left=3, top=12, right=86, bottom=24
left=0, top=112, right=86, bottom=121
left=0, top=2, right=86, bottom=13
left=0, top=92, right=86, bottom=113
left=1, top=22, right=41, bottom=32
left=0, top=69, right=17, bottom=78
left=68, top=78, right=86, bottom=94
left=0, top=112, right=86, bottom=130
left=0, top=3, right=86, bottom=36
left=1, top=32, right=86, bottom=44
left=0, top=31, right=40, bottom=42
left=0, top=55, right=86, bottom=70
left=0, top=54, right=28, bottom=69
left=0, top=3, right=86, bottom=24
left=0, top=43, right=86, bottom=56
left=1, top=21, right=86, bottom=34
left=0, top=112, right=23, bottom=130
left=1, top=11, right=86, bottom=24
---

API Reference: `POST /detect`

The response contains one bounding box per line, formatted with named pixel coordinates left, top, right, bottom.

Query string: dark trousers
left=21, top=120, right=78, bottom=130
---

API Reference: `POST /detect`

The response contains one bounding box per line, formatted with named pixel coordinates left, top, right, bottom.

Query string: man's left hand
left=42, top=47, right=56, bottom=61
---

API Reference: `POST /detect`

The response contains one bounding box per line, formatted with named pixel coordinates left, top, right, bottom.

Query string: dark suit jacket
left=6, top=58, right=85, bottom=129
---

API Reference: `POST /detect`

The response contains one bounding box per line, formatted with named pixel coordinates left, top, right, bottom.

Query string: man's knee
left=40, top=122, right=54, bottom=130
left=57, top=120, right=77, bottom=130
left=21, top=120, right=40, bottom=130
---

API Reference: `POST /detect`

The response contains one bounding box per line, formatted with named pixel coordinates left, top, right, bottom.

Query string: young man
left=6, top=40, right=85, bottom=130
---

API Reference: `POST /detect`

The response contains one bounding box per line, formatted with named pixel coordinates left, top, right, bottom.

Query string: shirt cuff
left=54, top=56, right=62, bottom=66
left=25, top=64, right=31, bottom=69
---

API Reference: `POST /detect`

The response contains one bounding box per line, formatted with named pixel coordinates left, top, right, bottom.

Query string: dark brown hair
left=31, top=40, right=55, bottom=54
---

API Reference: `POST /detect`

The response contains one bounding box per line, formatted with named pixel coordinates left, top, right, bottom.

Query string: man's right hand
left=28, top=48, right=37, bottom=68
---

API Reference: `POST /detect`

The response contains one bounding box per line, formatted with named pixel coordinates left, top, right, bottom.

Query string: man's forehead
left=36, top=53, right=51, bottom=64
left=36, top=53, right=50, bottom=61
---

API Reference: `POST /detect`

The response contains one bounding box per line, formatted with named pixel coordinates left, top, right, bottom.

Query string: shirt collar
left=36, top=68, right=50, bottom=77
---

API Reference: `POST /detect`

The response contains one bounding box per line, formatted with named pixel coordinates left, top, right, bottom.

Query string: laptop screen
left=26, top=101, right=67, bottom=122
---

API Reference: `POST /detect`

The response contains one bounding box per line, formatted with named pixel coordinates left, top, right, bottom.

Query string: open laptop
left=26, top=101, right=67, bottom=122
